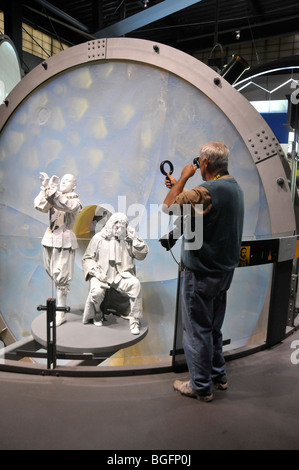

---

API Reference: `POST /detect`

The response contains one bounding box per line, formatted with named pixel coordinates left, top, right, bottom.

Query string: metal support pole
left=290, top=130, right=298, bottom=205
left=37, top=299, right=70, bottom=370
left=171, top=264, right=183, bottom=369
left=3, top=1, right=23, bottom=64
left=266, top=260, right=294, bottom=347
left=46, top=298, right=56, bottom=370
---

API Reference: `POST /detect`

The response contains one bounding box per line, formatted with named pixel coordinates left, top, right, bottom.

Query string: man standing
left=34, top=173, right=82, bottom=326
left=163, top=142, right=244, bottom=402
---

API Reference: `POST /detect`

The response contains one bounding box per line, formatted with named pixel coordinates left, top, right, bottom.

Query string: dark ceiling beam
left=31, top=0, right=91, bottom=33
left=23, top=5, right=95, bottom=41
left=245, top=0, right=266, bottom=24
left=245, top=0, right=264, bottom=16
left=92, top=0, right=104, bottom=31
left=177, top=13, right=299, bottom=44
left=94, top=0, right=204, bottom=38
left=3, top=0, right=23, bottom=61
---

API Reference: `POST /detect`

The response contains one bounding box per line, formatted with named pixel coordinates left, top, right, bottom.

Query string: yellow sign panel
left=239, top=246, right=250, bottom=267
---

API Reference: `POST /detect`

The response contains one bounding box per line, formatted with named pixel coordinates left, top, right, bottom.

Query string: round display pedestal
left=31, top=311, right=148, bottom=355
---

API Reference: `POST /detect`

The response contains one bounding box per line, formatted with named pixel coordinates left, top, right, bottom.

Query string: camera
left=193, top=157, right=200, bottom=168
left=159, top=217, right=184, bottom=251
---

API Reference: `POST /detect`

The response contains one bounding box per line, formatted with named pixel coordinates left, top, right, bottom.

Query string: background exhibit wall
left=0, top=45, right=281, bottom=364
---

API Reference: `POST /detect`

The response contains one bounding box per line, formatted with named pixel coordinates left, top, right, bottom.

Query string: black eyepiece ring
left=160, top=160, right=174, bottom=176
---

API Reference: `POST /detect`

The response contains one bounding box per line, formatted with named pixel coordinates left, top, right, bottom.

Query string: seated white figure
left=34, top=172, right=82, bottom=326
left=82, top=212, right=149, bottom=335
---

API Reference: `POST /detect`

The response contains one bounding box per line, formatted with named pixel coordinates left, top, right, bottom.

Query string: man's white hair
left=199, top=142, right=229, bottom=173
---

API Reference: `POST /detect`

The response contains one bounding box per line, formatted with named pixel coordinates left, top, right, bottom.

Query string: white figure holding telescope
left=82, top=212, right=149, bottom=335
left=34, top=172, right=82, bottom=326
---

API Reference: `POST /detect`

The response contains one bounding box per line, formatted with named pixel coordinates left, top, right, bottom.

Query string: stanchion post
left=46, top=298, right=57, bottom=370
left=37, top=298, right=69, bottom=370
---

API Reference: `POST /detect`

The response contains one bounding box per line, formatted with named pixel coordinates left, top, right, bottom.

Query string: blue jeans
left=182, top=269, right=234, bottom=396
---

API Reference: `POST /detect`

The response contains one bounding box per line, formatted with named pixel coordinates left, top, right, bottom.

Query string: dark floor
left=0, top=328, right=299, bottom=451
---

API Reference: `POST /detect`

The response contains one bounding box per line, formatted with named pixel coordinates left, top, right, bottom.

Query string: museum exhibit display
left=0, top=37, right=297, bottom=375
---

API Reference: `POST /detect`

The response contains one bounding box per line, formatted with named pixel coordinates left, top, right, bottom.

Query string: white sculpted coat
left=82, top=232, right=148, bottom=285
left=82, top=213, right=149, bottom=325
left=34, top=187, right=82, bottom=249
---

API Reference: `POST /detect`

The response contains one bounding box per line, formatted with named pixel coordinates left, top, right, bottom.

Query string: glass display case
left=0, top=38, right=296, bottom=375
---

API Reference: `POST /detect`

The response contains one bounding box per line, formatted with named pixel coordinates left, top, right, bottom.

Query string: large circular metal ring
left=160, top=160, right=174, bottom=176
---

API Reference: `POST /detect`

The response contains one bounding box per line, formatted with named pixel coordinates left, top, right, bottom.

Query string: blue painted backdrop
left=0, top=60, right=272, bottom=356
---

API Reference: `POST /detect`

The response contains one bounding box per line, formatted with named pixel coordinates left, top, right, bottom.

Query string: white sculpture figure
left=34, top=173, right=82, bottom=326
left=82, top=212, right=149, bottom=335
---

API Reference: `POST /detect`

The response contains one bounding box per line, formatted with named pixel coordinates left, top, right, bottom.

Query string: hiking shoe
left=173, top=380, right=197, bottom=397
left=173, top=380, right=213, bottom=402
left=214, top=381, right=228, bottom=391
left=198, top=393, right=214, bottom=403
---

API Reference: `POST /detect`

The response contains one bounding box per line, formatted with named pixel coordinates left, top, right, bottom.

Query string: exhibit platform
left=31, top=311, right=148, bottom=355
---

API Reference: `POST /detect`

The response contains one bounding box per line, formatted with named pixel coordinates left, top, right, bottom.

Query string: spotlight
left=235, top=30, right=241, bottom=40
left=220, top=54, right=250, bottom=85
left=143, top=0, right=149, bottom=7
